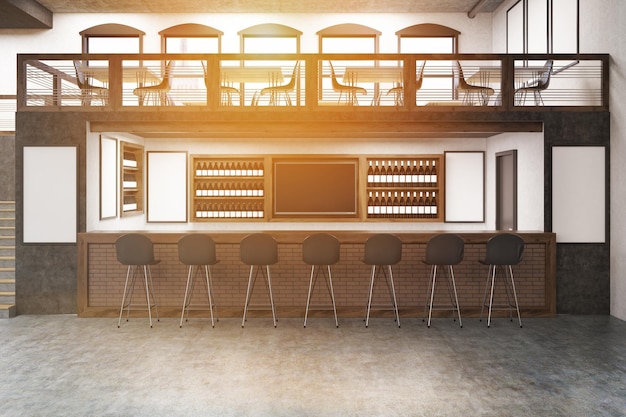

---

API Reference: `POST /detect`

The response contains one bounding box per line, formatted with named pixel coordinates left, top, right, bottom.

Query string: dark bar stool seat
left=240, top=233, right=278, bottom=328
left=178, top=234, right=219, bottom=328
left=115, top=233, right=160, bottom=327
left=480, top=233, right=524, bottom=328
left=363, top=233, right=402, bottom=328
left=422, top=233, right=464, bottom=328
left=302, top=233, right=340, bottom=328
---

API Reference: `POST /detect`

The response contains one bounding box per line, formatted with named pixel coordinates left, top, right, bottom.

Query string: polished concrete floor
left=0, top=314, right=625, bottom=417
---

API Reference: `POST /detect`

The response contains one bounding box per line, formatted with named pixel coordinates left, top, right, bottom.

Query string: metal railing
left=17, top=53, right=609, bottom=112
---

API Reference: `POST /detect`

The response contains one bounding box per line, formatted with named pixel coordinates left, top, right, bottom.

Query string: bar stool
left=364, top=234, right=402, bottom=328
left=240, top=233, right=278, bottom=328
left=115, top=233, right=160, bottom=328
left=178, top=234, right=219, bottom=328
left=302, top=233, right=340, bottom=328
left=422, top=234, right=464, bottom=328
left=480, top=233, right=524, bottom=328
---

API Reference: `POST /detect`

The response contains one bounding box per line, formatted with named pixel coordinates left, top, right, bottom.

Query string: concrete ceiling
left=1, top=0, right=506, bottom=28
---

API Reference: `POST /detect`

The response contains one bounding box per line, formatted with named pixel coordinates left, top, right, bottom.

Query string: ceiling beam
left=0, top=0, right=52, bottom=28
left=90, top=120, right=542, bottom=139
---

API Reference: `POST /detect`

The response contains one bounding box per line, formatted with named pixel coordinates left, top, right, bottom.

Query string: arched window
left=79, top=23, right=145, bottom=54
left=159, top=23, right=223, bottom=53
left=395, top=23, right=460, bottom=53
left=237, top=23, right=302, bottom=53
left=316, top=23, right=381, bottom=53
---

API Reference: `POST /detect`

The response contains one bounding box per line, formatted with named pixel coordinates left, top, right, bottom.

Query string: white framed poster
left=552, top=146, right=605, bottom=243
left=99, top=136, right=117, bottom=219
left=445, top=151, right=485, bottom=223
left=147, top=151, right=188, bottom=222
left=23, top=146, right=77, bottom=243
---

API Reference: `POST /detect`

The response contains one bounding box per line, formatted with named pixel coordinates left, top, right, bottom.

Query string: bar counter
left=77, top=231, right=556, bottom=319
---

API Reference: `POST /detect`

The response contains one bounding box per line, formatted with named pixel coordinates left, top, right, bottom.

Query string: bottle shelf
left=366, top=157, right=442, bottom=221
left=191, top=156, right=266, bottom=221
left=120, top=142, right=144, bottom=216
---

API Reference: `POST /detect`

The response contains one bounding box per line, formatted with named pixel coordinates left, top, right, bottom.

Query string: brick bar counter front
left=77, top=231, right=556, bottom=319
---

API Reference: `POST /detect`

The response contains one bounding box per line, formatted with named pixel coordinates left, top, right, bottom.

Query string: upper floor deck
left=17, top=52, right=608, bottom=115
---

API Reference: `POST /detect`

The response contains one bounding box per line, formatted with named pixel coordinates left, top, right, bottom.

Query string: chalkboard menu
left=273, top=159, right=358, bottom=217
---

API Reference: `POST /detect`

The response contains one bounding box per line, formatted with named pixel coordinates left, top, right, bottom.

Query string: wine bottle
left=392, top=191, right=400, bottom=217
left=399, top=161, right=406, bottom=184
left=418, top=192, right=425, bottom=217
left=431, top=191, right=438, bottom=218
left=373, top=192, right=381, bottom=217
left=195, top=162, right=202, bottom=177
left=418, top=161, right=425, bottom=186
left=386, top=160, right=394, bottom=186
left=411, top=160, right=418, bottom=186
left=424, top=161, right=431, bottom=186
left=431, top=160, right=437, bottom=186
left=367, top=161, right=374, bottom=186
left=392, top=161, right=400, bottom=185
left=368, top=191, right=374, bottom=216
left=373, top=160, right=381, bottom=184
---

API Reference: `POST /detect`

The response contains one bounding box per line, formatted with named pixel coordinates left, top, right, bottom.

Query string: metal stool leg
left=386, top=265, right=401, bottom=328
left=326, top=265, right=339, bottom=328
left=304, top=265, right=316, bottom=328
left=242, top=265, right=256, bottom=327
left=265, top=265, right=277, bottom=328
left=448, top=265, right=462, bottom=328
left=508, top=265, right=523, bottom=328
left=180, top=265, right=194, bottom=327
left=365, top=265, right=376, bottom=328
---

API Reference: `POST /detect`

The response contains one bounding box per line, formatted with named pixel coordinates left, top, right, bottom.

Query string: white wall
left=86, top=132, right=544, bottom=233
left=577, top=0, right=626, bottom=320
left=0, top=12, right=492, bottom=95
left=493, top=0, right=626, bottom=320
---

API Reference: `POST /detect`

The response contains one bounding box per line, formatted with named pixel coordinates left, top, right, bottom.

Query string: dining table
left=342, top=66, right=403, bottom=105
left=76, top=65, right=160, bottom=85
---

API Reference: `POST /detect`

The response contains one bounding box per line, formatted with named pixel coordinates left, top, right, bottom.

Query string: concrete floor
left=0, top=314, right=625, bottom=417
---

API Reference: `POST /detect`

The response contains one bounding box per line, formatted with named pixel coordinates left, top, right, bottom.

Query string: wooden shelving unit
left=189, top=154, right=443, bottom=222
left=120, top=141, right=144, bottom=217
left=365, top=156, right=443, bottom=221
left=191, top=156, right=266, bottom=221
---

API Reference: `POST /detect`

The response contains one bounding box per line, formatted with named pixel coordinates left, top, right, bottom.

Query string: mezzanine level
left=18, top=53, right=608, bottom=112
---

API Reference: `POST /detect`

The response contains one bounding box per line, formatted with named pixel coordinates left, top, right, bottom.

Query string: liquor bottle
left=392, top=161, right=400, bottom=185
left=259, top=181, right=265, bottom=197
left=224, top=162, right=231, bottom=176
left=258, top=161, right=265, bottom=177
left=218, top=183, right=225, bottom=197
left=195, top=182, right=202, bottom=197
left=367, top=161, right=374, bottom=186
left=373, top=192, right=381, bottom=217
left=411, top=191, right=419, bottom=216
left=399, top=161, right=406, bottom=184
left=392, top=191, right=400, bottom=217
left=195, top=203, right=203, bottom=219
left=431, top=191, right=438, bottom=218
left=424, top=192, right=432, bottom=217
left=196, top=162, right=203, bottom=177
left=373, top=160, right=381, bottom=185
left=411, top=160, right=418, bottom=186
left=386, top=160, right=394, bottom=186
left=431, top=160, right=437, bottom=186
left=235, top=162, right=242, bottom=176
left=206, top=162, right=213, bottom=176
left=418, top=161, right=425, bottom=186
left=424, top=161, right=431, bottom=187
left=368, top=191, right=374, bottom=216
left=252, top=162, right=259, bottom=176
left=380, top=160, right=387, bottom=186
left=418, top=192, right=425, bottom=217
left=218, top=162, right=225, bottom=176
left=399, top=191, right=406, bottom=217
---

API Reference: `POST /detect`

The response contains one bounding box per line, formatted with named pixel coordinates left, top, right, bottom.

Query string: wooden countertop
left=79, top=230, right=555, bottom=245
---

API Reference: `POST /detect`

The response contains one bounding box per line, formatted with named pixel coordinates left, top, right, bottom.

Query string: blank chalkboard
left=273, top=159, right=358, bottom=216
